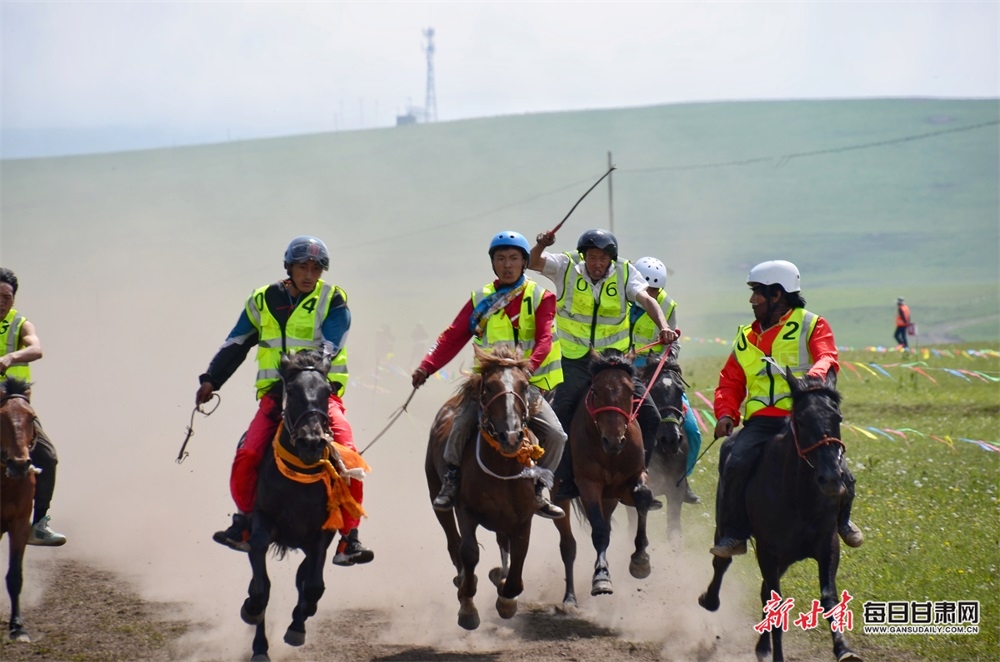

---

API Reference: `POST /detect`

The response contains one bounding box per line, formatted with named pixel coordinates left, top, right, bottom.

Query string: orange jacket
left=896, top=304, right=911, bottom=328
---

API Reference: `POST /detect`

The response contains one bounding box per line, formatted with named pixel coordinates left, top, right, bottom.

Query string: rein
left=586, top=342, right=672, bottom=427
left=790, top=385, right=845, bottom=463
left=175, top=394, right=220, bottom=464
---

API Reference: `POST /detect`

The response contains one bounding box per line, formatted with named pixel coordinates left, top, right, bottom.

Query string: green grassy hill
left=3, top=99, right=997, bottom=363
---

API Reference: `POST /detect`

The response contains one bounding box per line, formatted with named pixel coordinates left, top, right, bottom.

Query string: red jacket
left=714, top=310, right=839, bottom=425
left=419, top=281, right=556, bottom=376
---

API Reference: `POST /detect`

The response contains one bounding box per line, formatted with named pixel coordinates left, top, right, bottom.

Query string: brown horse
left=552, top=349, right=656, bottom=606
left=699, top=369, right=862, bottom=662
left=0, top=376, right=39, bottom=643
left=426, top=345, right=541, bottom=630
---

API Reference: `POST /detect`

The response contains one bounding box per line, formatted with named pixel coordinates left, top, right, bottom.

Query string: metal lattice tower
left=423, top=28, right=437, bottom=122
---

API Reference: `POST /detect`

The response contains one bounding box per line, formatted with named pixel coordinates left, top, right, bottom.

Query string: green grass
left=675, top=342, right=999, bottom=660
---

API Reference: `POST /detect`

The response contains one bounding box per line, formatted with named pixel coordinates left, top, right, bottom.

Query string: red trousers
left=230, top=392, right=363, bottom=534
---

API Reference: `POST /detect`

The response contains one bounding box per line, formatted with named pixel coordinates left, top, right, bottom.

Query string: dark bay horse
left=240, top=350, right=366, bottom=661
left=641, top=357, right=692, bottom=541
left=552, top=349, right=656, bottom=606
left=699, top=369, right=862, bottom=662
left=0, top=377, right=39, bottom=642
left=426, top=345, right=541, bottom=630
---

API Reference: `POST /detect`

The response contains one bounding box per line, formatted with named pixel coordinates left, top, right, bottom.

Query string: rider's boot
left=212, top=512, right=251, bottom=552
left=683, top=478, right=702, bottom=504
left=838, top=521, right=865, bottom=548
left=332, top=528, right=375, bottom=566
left=552, top=446, right=579, bottom=501
left=433, top=463, right=461, bottom=511
left=632, top=482, right=664, bottom=511
left=534, top=482, right=565, bottom=519
left=27, top=515, right=67, bottom=547
left=710, top=537, right=748, bottom=558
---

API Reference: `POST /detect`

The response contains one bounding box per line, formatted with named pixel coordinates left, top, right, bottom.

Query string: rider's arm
left=418, top=300, right=475, bottom=376
left=528, top=230, right=555, bottom=272
left=200, top=308, right=258, bottom=390
left=9, top=319, right=43, bottom=364
left=806, top=317, right=839, bottom=379
left=320, top=289, right=350, bottom=357
left=714, top=351, right=746, bottom=426
left=528, top=291, right=557, bottom=373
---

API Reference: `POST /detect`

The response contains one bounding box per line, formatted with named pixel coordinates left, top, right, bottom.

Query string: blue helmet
left=284, top=235, right=330, bottom=270
left=488, top=231, right=530, bottom=260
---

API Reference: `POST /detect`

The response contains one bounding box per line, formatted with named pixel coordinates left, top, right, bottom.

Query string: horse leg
left=5, top=531, right=29, bottom=643
left=285, top=537, right=330, bottom=648
left=666, top=460, right=686, bottom=542
left=818, top=543, right=862, bottom=662
left=552, top=505, right=578, bottom=608
left=755, top=552, right=784, bottom=662
left=697, top=527, right=732, bottom=612
left=251, top=619, right=269, bottom=662
left=582, top=496, right=613, bottom=596
left=242, top=523, right=272, bottom=660
left=434, top=509, right=464, bottom=588
left=495, top=523, right=530, bottom=620
left=456, top=515, right=481, bottom=630
left=629, top=504, right=651, bottom=579
left=488, top=532, right=511, bottom=589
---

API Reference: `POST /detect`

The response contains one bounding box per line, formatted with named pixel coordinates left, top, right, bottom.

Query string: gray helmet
left=577, top=229, right=618, bottom=262
left=284, top=236, right=330, bottom=270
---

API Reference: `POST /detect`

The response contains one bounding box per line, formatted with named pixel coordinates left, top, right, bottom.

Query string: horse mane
left=0, top=376, right=31, bottom=398
left=458, top=345, right=529, bottom=400
left=791, top=374, right=842, bottom=407
left=590, top=348, right=635, bottom=378
left=638, top=356, right=683, bottom=383
left=286, top=349, right=329, bottom=371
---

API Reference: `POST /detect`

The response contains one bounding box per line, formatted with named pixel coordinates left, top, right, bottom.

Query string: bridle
left=790, top=385, right=845, bottom=465
left=477, top=376, right=530, bottom=459
left=0, top=393, right=37, bottom=462
left=586, top=345, right=673, bottom=428
left=280, top=367, right=332, bottom=444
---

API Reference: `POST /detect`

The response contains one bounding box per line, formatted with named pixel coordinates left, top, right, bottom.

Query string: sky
left=2, top=1, right=998, bottom=158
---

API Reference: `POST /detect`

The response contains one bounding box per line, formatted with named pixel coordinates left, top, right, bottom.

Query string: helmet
left=488, top=231, right=530, bottom=260
left=897, top=297, right=905, bottom=304
left=634, top=257, right=667, bottom=288
left=284, top=236, right=330, bottom=270
left=577, top=229, right=618, bottom=262
left=747, top=260, right=800, bottom=293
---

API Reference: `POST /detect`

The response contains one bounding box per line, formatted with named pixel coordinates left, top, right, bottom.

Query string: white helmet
left=635, top=257, right=667, bottom=288
left=747, top=260, right=801, bottom=293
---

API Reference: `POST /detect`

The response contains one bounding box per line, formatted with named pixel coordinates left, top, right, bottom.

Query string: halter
left=477, top=381, right=530, bottom=447
left=0, top=393, right=30, bottom=408
left=789, top=386, right=845, bottom=464
left=280, top=366, right=332, bottom=444
left=586, top=344, right=672, bottom=428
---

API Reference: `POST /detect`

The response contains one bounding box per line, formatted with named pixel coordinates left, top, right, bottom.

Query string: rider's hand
left=658, top=327, right=679, bottom=346
left=196, top=381, right=215, bottom=406
left=715, top=416, right=735, bottom=439
left=535, top=230, right=555, bottom=247
left=412, top=367, right=429, bottom=388
left=0, top=354, right=12, bottom=375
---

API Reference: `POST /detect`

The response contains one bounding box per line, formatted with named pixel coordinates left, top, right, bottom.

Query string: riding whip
left=549, top=165, right=616, bottom=234
left=176, top=394, right=221, bottom=464
left=358, top=388, right=417, bottom=456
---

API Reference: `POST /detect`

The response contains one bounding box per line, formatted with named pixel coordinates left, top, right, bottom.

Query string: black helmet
left=284, top=235, right=330, bottom=270
left=576, top=229, right=618, bottom=262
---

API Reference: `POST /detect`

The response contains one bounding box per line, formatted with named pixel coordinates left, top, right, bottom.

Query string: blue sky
left=2, top=1, right=997, bottom=157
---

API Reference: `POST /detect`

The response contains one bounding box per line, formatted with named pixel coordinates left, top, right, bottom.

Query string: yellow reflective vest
left=246, top=280, right=349, bottom=399
left=0, top=309, right=30, bottom=381
left=555, top=254, right=631, bottom=360
left=471, top=280, right=564, bottom=390
left=630, top=289, right=677, bottom=354
left=733, top=308, right=819, bottom=418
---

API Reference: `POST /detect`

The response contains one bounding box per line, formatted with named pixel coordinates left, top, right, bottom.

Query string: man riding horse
left=528, top=229, right=678, bottom=504
left=629, top=256, right=702, bottom=505
left=710, top=259, right=863, bottom=558
left=412, top=230, right=567, bottom=519
left=196, top=236, right=373, bottom=566
left=0, top=268, right=66, bottom=547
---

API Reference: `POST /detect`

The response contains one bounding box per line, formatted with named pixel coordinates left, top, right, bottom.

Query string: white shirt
left=537, top=251, right=647, bottom=303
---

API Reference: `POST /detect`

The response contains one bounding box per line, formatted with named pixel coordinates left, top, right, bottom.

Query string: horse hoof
left=837, top=650, right=863, bottom=662
left=629, top=553, right=651, bottom=579
left=9, top=630, right=30, bottom=643
left=240, top=601, right=265, bottom=625
left=250, top=654, right=270, bottom=662
left=591, top=579, right=613, bottom=596
left=458, top=610, right=481, bottom=630
left=283, top=626, right=306, bottom=647
left=496, top=596, right=518, bottom=619
left=698, top=592, right=720, bottom=612
left=557, top=598, right=578, bottom=613
left=488, top=567, right=505, bottom=587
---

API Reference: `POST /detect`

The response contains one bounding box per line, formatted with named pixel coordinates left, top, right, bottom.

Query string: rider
left=0, top=268, right=67, bottom=547
left=412, top=231, right=567, bottom=519
left=529, top=229, right=679, bottom=505
left=629, top=256, right=702, bottom=505
left=196, top=236, right=373, bottom=566
left=710, top=260, right=863, bottom=558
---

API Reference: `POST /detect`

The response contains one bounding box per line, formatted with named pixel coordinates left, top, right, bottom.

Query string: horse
left=640, top=356, right=692, bottom=541
left=425, top=345, right=541, bottom=630
left=552, top=348, right=657, bottom=606
left=0, top=376, right=40, bottom=643
left=698, top=369, right=862, bottom=662
left=239, top=350, right=366, bottom=662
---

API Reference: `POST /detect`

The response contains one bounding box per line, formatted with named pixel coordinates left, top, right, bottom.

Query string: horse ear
left=784, top=365, right=799, bottom=392
left=279, top=352, right=293, bottom=376
left=473, top=344, right=488, bottom=363
left=826, top=369, right=838, bottom=389
left=626, top=348, right=637, bottom=364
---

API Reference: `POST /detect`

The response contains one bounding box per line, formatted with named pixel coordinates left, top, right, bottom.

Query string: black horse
left=240, top=350, right=363, bottom=662
left=699, top=369, right=862, bottom=662
left=640, top=357, right=692, bottom=541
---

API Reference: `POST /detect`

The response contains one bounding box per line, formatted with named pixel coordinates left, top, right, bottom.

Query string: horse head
left=0, top=377, right=38, bottom=478
left=278, top=349, right=334, bottom=466
left=786, top=367, right=846, bottom=498
left=586, top=348, right=638, bottom=456
left=642, top=357, right=686, bottom=456
left=470, top=344, right=532, bottom=456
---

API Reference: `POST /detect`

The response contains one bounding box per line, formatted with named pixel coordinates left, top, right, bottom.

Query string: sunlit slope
left=3, top=99, right=996, bottom=358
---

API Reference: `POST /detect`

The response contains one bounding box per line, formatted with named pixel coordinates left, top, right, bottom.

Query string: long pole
left=607, top=151, right=615, bottom=233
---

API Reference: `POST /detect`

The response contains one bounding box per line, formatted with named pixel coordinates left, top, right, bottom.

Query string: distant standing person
left=895, top=297, right=911, bottom=350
